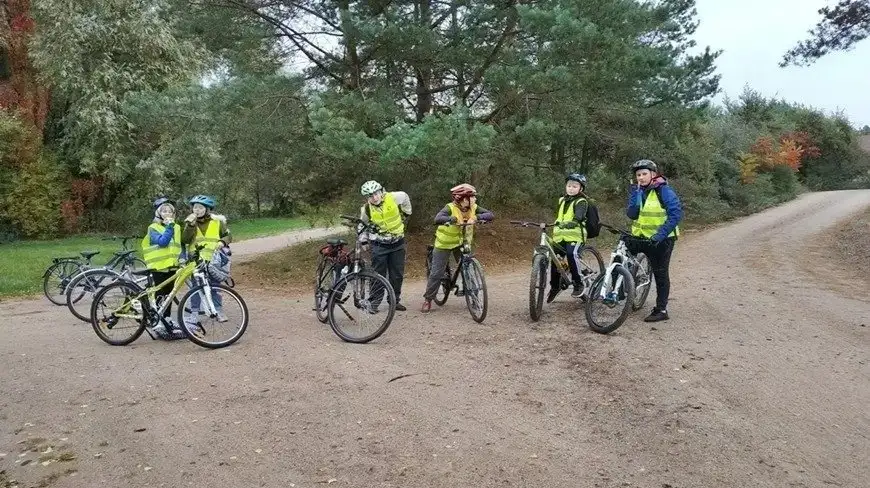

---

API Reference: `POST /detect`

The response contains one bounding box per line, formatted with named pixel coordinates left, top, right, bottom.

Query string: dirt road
left=1, top=191, right=868, bottom=488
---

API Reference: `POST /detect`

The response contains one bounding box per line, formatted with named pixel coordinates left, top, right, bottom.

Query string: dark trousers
left=550, top=242, right=583, bottom=289
left=625, top=237, right=675, bottom=311
left=371, top=239, right=406, bottom=303
left=149, top=270, right=176, bottom=317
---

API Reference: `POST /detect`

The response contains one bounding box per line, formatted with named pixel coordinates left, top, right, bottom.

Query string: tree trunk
left=0, top=0, right=49, bottom=140
left=414, top=0, right=432, bottom=122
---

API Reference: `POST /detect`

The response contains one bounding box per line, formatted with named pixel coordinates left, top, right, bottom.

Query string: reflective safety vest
left=194, top=219, right=222, bottom=261
left=631, top=189, right=679, bottom=239
left=553, top=197, right=586, bottom=244
left=434, top=203, right=477, bottom=250
left=367, top=192, right=405, bottom=236
left=141, top=223, right=182, bottom=271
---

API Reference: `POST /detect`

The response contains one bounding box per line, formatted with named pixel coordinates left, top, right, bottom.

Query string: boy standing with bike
left=548, top=173, right=591, bottom=302
left=421, top=184, right=494, bottom=313
left=626, top=159, right=683, bottom=322
left=142, top=196, right=185, bottom=339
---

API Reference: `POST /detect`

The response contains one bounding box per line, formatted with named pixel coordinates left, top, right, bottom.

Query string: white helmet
left=361, top=180, right=384, bottom=196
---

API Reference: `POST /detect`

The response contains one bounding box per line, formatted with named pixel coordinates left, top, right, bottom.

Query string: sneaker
left=644, top=308, right=670, bottom=322
left=215, top=312, right=228, bottom=323
left=168, top=327, right=186, bottom=340
left=367, top=305, right=380, bottom=315
left=455, top=289, right=465, bottom=297
left=421, top=300, right=432, bottom=313
left=151, top=324, right=168, bottom=338
left=546, top=287, right=560, bottom=303
left=395, top=303, right=407, bottom=312
left=571, top=284, right=584, bottom=298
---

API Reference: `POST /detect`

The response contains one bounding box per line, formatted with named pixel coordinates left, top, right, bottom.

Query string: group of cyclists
left=352, top=158, right=683, bottom=322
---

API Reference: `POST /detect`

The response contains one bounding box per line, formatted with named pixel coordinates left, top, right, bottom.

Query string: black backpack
left=583, top=197, right=601, bottom=239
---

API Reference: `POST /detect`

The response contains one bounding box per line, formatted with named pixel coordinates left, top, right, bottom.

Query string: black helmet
left=566, top=173, right=587, bottom=189
left=631, top=159, right=658, bottom=173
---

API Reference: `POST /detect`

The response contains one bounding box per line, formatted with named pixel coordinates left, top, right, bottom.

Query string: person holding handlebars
left=626, top=159, right=683, bottom=322
left=421, top=184, right=494, bottom=313
left=547, top=173, right=590, bottom=302
left=141, top=196, right=184, bottom=339
left=358, top=180, right=413, bottom=312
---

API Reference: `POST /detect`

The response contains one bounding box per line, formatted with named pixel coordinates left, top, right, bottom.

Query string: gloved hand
left=448, top=216, right=458, bottom=224
left=561, top=221, right=579, bottom=229
left=184, top=213, right=197, bottom=224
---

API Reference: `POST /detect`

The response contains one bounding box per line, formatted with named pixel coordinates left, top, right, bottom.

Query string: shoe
left=151, top=324, right=168, bottom=338
left=168, top=327, right=186, bottom=340
left=644, top=308, right=670, bottom=322
left=395, top=303, right=407, bottom=312
left=571, top=284, right=584, bottom=298
left=546, top=287, right=560, bottom=303
left=421, top=300, right=432, bottom=313
left=215, top=312, right=228, bottom=323
left=455, top=289, right=465, bottom=297
left=367, top=305, right=380, bottom=315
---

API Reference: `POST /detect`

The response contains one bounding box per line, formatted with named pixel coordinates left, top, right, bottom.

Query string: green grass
left=0, top=216, right=311, bottom=299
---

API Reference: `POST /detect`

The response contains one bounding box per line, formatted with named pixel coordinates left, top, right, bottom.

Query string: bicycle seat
left=131, top=270, right=152, bottom=277
left=80, top=251, right=101, bottom=259
left=113, top=249, right=136, bottom=257
left=327, top=238, right=347, bottom=246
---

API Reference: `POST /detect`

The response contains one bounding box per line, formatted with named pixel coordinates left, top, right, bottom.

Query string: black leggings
left=149, top=270, right=176, bottom=317
left=625, top=237, right=675, bottom=311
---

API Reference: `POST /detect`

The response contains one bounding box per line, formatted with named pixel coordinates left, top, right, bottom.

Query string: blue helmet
left=566, top=173, right=587, bottom=189
left=189, top=195, right=216, bottom=209
left=153, top=196, right=174, bottom=209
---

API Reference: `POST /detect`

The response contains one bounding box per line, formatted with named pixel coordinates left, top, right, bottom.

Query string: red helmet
left=451, top=183, right=476, bottom=203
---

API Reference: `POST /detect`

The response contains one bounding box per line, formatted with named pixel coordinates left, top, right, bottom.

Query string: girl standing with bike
left=421, top=184, right=493, bottom=313
left=142, top=197, right=185, bottom=339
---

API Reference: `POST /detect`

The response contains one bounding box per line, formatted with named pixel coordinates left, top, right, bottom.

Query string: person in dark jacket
left=626, top=159, right=683, bottom=322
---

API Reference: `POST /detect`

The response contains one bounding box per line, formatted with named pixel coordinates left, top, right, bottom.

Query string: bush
left=2, top=153, right=67, bottom=238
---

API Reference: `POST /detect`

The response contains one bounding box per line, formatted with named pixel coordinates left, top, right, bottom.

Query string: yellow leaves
left=738, top=152, right=760, bottom=184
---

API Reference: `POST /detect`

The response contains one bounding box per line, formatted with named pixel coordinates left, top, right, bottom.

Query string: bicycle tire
left=178, top=283, right=249, bottom=349
left=464, top=258, right=488, bottom=323
left=585, top=266, right=635, bottom=334
left=434, top=264, right=451, bottom=307
left=66, top=268, right=121, bottom=322
left=89, top=281, right=147, bottom=346
left=631, top=253, right=652, bottom=311
left=43, top=260, right=83, bottom=306
left=576, top=245, right=605, bottom=275
left=327, top=271, right=395, bottom=343
left=529, top=254, right=547, bottom=322
left=314, top=255, right=331, bottom=323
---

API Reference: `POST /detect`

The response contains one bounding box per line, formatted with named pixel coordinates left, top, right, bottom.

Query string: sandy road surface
left=1, top=191, right=868, bottom=488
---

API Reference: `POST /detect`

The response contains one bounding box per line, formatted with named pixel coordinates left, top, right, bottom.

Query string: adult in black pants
left=625, top=159, right=683, bottom=322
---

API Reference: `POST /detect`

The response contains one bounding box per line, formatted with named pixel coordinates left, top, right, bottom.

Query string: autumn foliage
left=740, top=131, right=821, bottom=183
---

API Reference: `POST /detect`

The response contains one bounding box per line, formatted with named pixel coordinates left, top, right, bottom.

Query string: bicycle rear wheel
left=585, top=265, right=635, bottom=334
left=90, top=281, right=147, bottom=346
left=463, top=258, right=488, bottom=323
left=327, top=271, right=395, bottom=343
left=631, top=253, right=652, bottom=311
left=314, top=255, right=332, bottom=323
left=67, top=269, right=121, bottom=322
left=43, top=260, right=83, bottom=306
left=529, top=254, right=547, bottom=322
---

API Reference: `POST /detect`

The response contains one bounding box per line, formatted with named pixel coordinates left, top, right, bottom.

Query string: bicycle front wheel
left=529, top=254, right=547, bottom=322
left=463, top=258, right=488, bottom=323
left=327, top=271, right=395, bottom=343
left=584, top=265, right=635, bottom=334
left=631, top=253, right=652, bottom=311
left=314, top=255, right=332, bottom=324
left=67, top=269, right=121, bottom=322
left=178, top=283, right=249, bottom=349
left=43, top=260, right=82, bottom=306
left=90, top=281, right=147, bottom=346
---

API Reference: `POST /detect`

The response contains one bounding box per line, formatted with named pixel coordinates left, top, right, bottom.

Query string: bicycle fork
left=598, top=264, right=626, bottom=304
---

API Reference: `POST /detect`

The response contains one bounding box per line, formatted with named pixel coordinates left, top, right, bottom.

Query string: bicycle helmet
left=360, top=180, right=384, bottom=196
left=153, top=196, right=174, bottom=209
left=566, top=173, right=587, bottom=189
left=189, top=195, right=216, bottom=209
left=450, top=183, right=477, bottom=203
left=631, top=159, right=658, bottom=173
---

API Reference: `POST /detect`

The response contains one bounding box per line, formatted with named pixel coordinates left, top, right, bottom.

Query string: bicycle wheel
left=43, top=260, right=83, bottom=305
left=327, top=271, right=395, bottom=343
left=90, top=281, right=147, bottom=346
left=178, top=283, right=249, bottom=349
left=463, top=258, right=488, bottom=323
left=529, top=254, right=547, bottom=322
left=67, top=269, right=121, bottom=322
left=426, top=249, right=450, bottom=306
left=131, top=258, right=148, bottom=272
left=314, top=255, right=332, bottom=324
left=585, top=265, right=635, bottom=334
left=631, top=253, right=652, bottom=311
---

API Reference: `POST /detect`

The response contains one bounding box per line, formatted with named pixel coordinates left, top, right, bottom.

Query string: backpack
left=583, top=200, right=601, bottom=239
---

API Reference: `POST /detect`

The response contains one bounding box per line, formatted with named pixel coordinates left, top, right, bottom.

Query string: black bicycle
left=425, top=222, right=488, bottom=323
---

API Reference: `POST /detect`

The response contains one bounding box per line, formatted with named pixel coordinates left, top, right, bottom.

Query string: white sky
left=693, top=0, right=870, bottom=127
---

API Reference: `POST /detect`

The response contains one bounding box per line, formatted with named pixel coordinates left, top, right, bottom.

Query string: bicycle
left=41, top=236, right=145, bottom=305
left=510, top=221, right=605, bottom=321
left=320, top=215, right=397, bottom=343
left=313, top=237, right=350, bottom=324
left=89, top=245, right=248, bottom=349
left=584, top=223, right=653, bottom=334
left=64, top=237, right=149, bottom=322
left=425, top=222, right=488, bottom=323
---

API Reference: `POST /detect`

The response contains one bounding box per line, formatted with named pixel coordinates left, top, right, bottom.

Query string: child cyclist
left=547, top=173, right=590, bottom=302
left=421, top=184, right=494, bottom=313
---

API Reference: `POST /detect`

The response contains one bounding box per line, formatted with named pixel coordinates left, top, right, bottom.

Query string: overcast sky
left=693, top=0, right=870, bottom=127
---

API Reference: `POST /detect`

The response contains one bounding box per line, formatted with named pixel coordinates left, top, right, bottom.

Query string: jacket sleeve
left=652, top=186, right=683, bottom=241
left=181, top=223, right=197, bottom=245
left=152, top=224, right=175, bottom=248
left=434, top=205, right=453, bottom=224
left=626, top=186, right=643, bottom=220
left=392, top=191, right=412, bottom=216
left=475, top=206, right=494, bottom=222
left=219, top=220, right=232, bottom=244
left=572, top=200, right=588, bottom=223
left=358, top=205, right=371, bottom=244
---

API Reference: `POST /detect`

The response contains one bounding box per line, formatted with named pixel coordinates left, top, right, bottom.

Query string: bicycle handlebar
left=102, top=236, right=140, bottom=250
left=510, top=220, right=557, bottom=229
